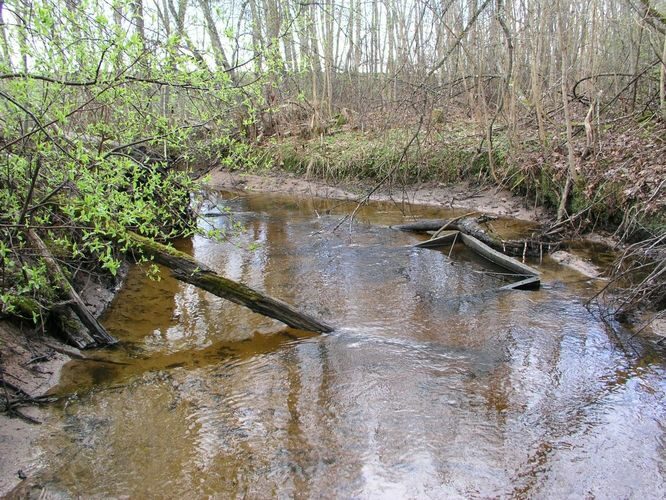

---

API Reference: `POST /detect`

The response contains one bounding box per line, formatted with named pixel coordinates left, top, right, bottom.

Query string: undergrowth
left=241, top=128, right=496, bottom=186
left=235, top=121, right=664, bottom=240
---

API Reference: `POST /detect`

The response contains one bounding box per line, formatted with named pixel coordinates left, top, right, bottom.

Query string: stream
left=22, top=192, right=666, bottom=498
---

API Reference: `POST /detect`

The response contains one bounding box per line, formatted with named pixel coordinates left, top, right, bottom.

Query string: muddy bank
left=207, top=169, right=547, bottom=222
left=0, top=321, right=69, bottom=495
left=0, top=269, right=126, bottom=496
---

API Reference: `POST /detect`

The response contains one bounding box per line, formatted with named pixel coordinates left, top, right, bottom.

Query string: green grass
left=250, top=128, right=491, bottom=185
left=222, top=124, right=664, bottom=236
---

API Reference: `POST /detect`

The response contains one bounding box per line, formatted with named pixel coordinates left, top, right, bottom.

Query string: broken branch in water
left=127, top=232, right=334, bottom=333
left=394, top=215, right=558, bottom=257
left=407, top=215, right=542, bottom=290
left=26, top=230, right=118, bottom=347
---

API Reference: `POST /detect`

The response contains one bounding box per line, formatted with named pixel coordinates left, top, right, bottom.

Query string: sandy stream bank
left=206, top=169, right=548, bottom=222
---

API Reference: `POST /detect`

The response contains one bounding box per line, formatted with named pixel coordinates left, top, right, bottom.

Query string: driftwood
left=412, top=225, right=542, bottom=289
left=395, top=217, right=556, bottom=257
left=459, top=233, right=540, bottom=276
left=50, top=305, right=97, bottom=349
left=394, top=219, right=451, bottom=232
left=127, top=232, right=333, bottom=333
left=27, top=230, right=118, bottom=346
left=414, top=231, right=459, bottom=248
left=22, top=227, right=331, bottom=351
left=499, top=275, right=541, bottom=291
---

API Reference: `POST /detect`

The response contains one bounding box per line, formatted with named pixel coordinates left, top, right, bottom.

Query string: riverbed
left=15, top=191, right=666, bottom=498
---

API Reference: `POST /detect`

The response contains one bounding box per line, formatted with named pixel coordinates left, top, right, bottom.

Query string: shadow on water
left=19, top=191, right=666, bottom=499
left=57, top=328, right=319, bottom=393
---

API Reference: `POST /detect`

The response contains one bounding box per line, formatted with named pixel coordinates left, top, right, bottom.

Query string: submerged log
left=395, top=217, right=556, bottom=257
left=459, top=233, right=540, bottom=277
left=394, top=219, right=450, bottom=232
left=499, top=275, right=541, bottom=291
left=414, top=231, right=459, bottom=248
left=127, top=232, right=333, bottom=333
left=27, top=230, right=118, bottom=346
left=412, top=227, right=541, bottom=289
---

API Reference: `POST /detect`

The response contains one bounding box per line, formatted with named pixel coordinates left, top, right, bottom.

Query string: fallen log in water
left=127, top=232, right=334, bottom=333
left=412, top=227, right=541, bottom=289
left=394, top=219, right=450, bottom=232
left=395, top=217, right=556, bottom=257
left=459, top=233, right=540, bottom=277
left=414, top=230, right=459, bottom=248
left=499, top=275, right=541, bottom=291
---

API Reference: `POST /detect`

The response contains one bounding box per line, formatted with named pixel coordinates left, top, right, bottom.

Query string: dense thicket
left=0, top=0, right=664, bottom=323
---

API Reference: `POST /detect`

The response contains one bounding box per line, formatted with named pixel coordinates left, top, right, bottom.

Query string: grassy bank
left=230, top=121, right=664, bottom=239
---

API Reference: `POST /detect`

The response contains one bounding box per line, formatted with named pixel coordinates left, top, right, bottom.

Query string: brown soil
left=207, top=169, right=548, bottom=222
left=0, top=270, right=124, bottom=496
left=0, top=321, right=70, bottom=495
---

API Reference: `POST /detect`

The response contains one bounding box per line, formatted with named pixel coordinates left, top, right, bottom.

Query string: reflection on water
left=26, top=193, right=666, bottom=498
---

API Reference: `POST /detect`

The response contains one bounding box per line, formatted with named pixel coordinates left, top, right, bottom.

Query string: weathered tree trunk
left=50, top=305, right=97, bottom=349
left=458, top=233, right=540, bottom=276
left=414, top=229, right=541, bottom=288
left=393, top=218, right=453, bottom=232
left=127, top=232, right=333, bottom=333
left=414, top=231, right=459, bottom=248
left=394, top=217, right=557, bottom=256
left=499, top=275, right=541, bottom=291
left=26, top=230, right=118, bottom=346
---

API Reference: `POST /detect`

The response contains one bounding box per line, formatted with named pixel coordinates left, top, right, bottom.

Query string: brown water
left=27, top=192, right=666, bottom=498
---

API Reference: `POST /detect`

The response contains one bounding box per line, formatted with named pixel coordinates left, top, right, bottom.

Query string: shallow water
left=27, top=192, right=666, bottom=498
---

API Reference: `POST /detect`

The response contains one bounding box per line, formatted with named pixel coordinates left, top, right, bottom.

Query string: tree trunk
left=556, top=0, right=578, bottom=222
left=131, top=0, right=145, bottom=46
left=127, top=232, right=333, bottom=333
left=393, top=217, right=557, bottom=256
left=0, top=1, right=13, bottom=70
left=200, top=0, right=235, bottom=79
left=26, top=230, right=118, bottom=346
left=248, top=0, right=264, bottom=74
left=661, top=34, right=666, bottom=119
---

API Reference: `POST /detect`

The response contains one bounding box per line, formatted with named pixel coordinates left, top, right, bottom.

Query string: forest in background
left=0, top=0, right=664, bottom=334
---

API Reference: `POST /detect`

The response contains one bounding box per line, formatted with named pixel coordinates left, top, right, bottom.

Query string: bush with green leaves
left=0, top=0, right=268, bottom=322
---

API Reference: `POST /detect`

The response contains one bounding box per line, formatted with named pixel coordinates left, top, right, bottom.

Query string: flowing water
left=22, top=192, right=666, bottom=498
